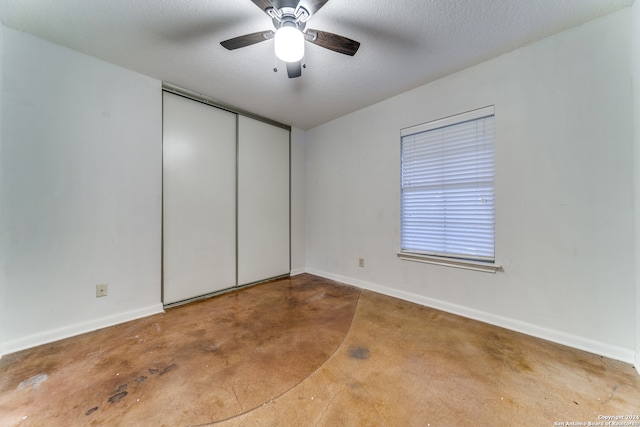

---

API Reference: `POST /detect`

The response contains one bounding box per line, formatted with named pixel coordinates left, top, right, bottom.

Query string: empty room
left=1, top=0, right=640, bottom=425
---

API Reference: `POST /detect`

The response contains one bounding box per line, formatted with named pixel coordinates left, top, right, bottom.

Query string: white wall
left=633, top=0, right=640, bottom=373
left=0, top=27, right=163, bottom=355
left=305, top=9, right=636, bottom=362
left=290, top=127, right=306, bottom=275
left=0, top=23, right=5, bottom=356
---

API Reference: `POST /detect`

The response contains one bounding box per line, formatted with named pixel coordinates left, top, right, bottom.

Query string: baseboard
left=0, top=303, right=164, bottom=356
left=290, top=268, right=306, bottom=276
left=305, top=268, right=636, bottom=365
left=635, top=351, right=640, bottom=376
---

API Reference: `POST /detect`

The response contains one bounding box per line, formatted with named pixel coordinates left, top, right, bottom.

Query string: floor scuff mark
left=108, top=391, right=128, bottom=404
left=17, top=373, right=48, bottom=390
left=601, top=384, right=618, bottom=405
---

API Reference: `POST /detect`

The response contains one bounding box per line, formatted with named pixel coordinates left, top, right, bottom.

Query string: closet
left=162, top=90, right=290, bottom=306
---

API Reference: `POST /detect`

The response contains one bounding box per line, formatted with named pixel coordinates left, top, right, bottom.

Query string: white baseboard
left=306, top=268, right=636, bottom=365
left=290, top=268, right=306, bottom=276
left=0, top=303, right=164, bottom=357
left=635, top=351, right=640, bottom=376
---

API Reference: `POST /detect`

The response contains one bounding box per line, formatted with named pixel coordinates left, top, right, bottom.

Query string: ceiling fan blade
left=250, top=0, right=275, bottom=13
left=298, top=0, right=330, bottom=16
left=305, top=29, right=360, bottom=56
left=220, top=30, right=274, bottom=50
left=286, top=61, right=302, bottom=78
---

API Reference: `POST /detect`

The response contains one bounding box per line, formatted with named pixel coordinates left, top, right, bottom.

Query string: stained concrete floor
left=1, top=274, right=639, bottom=426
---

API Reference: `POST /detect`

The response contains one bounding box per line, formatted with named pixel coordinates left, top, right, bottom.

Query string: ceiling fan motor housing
left=268, top=5, right=310, bottom=31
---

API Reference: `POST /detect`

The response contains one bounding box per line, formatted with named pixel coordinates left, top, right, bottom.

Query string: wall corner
left=290, top=127, right=307, bottom=273
left=632, top=0, right=640, bottom=375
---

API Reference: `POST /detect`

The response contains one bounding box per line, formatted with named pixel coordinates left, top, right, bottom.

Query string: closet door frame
left=162, top=84, right=291, bottom=307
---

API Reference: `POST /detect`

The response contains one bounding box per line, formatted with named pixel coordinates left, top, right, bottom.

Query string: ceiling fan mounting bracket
left=304, top=30, right=317, bottom=42
left=294, top=6, right=310, bottom=23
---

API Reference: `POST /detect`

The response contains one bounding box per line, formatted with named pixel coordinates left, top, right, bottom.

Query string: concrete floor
left=1, top=274, right=638, bottom=426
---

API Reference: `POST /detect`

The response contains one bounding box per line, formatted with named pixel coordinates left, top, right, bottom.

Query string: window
left=399, top=106, right=497, bottom=272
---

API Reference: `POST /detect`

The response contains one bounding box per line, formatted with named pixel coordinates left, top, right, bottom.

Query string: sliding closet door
left=238, top=116, right=290, bottom=285
left=163, top=92, right=236, bottom=304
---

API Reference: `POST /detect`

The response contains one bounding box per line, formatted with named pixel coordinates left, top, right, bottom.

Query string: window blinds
left=400, top=107, right=495, bottom=262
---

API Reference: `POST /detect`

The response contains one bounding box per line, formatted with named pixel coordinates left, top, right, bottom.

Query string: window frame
left=397, top=106, right=500, bottom=273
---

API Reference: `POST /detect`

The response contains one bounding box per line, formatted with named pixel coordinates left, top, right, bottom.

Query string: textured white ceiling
left=0, top=0, right=633, bottom=129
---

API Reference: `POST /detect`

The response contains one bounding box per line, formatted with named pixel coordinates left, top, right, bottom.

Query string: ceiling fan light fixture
left=274, top=25, right=304, bottom=63
left=220, top=0, right=360, bottom=78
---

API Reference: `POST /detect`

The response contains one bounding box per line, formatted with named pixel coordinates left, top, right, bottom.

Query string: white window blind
left=400, top=106, right=495, bottom=262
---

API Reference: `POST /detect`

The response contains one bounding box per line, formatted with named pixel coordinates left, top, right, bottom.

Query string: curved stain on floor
left=0, top=275, right=360, bottom=426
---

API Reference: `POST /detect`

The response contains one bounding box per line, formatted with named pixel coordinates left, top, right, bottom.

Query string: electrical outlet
left=359, top=258, right=365, bottom=268
left=96, top=284, right=108, bottom=298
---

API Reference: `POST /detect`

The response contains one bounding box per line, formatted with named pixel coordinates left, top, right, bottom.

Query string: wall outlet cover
left=96, top=284, right=108, bottom=297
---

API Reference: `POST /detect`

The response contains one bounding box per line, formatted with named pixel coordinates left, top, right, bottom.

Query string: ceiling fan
left=220, top=0, right=360, bottom=78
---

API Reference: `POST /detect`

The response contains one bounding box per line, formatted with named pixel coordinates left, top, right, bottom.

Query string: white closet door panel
left=163, top=92, right=236, bottom=304
left=238, top=115, right=290, bottom=285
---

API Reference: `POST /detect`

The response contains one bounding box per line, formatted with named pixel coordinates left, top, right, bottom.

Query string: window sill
left=397, top=252, right=501, bottom=273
